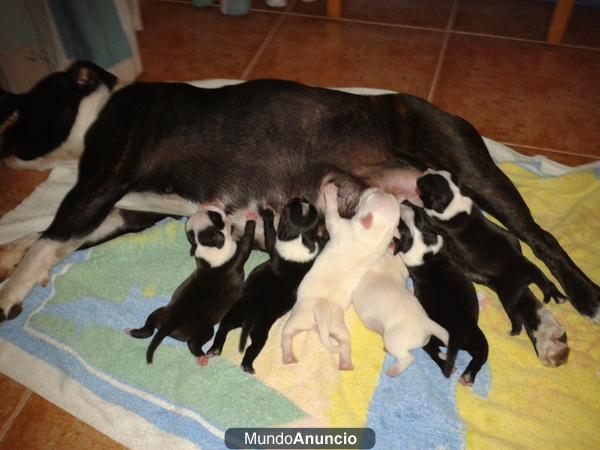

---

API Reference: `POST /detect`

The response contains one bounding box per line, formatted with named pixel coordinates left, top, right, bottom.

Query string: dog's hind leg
left=459, top=328, right=489, bottom=387
left=188, top=324, right=216, bottom=366
left=406, top=111, right=599, bottom=320
left=207, top=310, right=244, bottom=357
left=422, top=338, right=447, bottom=375
left=0, top=177, right=130, bottom=322
left=127, top=307, right=165, bottom=339
left=241, top=320, right=272, bottom=374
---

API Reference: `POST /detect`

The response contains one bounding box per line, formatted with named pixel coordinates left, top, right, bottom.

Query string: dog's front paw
left=533, top=308, right=570, bottom=367
left=339, top=360, right=354, bottom=371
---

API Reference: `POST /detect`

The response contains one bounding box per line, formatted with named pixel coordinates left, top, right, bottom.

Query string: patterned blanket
left=0, top=140, right=598, bottom=449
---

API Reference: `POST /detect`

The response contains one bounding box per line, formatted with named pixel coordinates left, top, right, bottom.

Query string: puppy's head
left=395, top=203, right=443, bottom=267
left=185, top=206, right=236, bottom=268
left=0, top=61, right=117, bottom=162
left=417, top=170, right=472, bottom=221
left=353, top=188, right=400, bottom=236
left=275, top=198, right=321, bottom=262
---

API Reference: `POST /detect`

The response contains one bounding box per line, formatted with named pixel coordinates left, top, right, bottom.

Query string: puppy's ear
left=207, top=210, right=225, bottom=230
left=360, top=212, right=373, bottom=229
left=394, top=221, right=414, bottom=255
left=301, top=234, right=317, bottom=253
left=186, top=230, right=197, bottom=256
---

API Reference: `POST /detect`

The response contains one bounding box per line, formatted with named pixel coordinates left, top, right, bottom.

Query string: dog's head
left=275, top=197, right=321, bottom=262
left=394, top=202, right=443, bottom=267
left=0, top=61, right=117, bottom=162
left=185, top=206, right=236, bottom=268
left=353, top=188, right=401, bottom=238
left=416, top=170, right=472, bottom=221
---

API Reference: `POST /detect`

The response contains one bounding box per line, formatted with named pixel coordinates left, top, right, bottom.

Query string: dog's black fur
left=128, top=218, right=256, bottom=363
left=418, top=172, right=567, bottom=324
left=396, top=204, right=488, bottom=386
left=1, top=62, right=598, bottom=340
left=0, top=61, right=116, bottom=161
left=207, top=200, right=321, bottom=374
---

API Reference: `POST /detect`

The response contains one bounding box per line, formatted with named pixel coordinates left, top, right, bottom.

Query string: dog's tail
left=146, top=321, right=176, bottom=364
left=442, top=333, right=461, bottom=378
left=428, top=320, right=449, bottom=347
left=314, top=301, right=340, bottom=353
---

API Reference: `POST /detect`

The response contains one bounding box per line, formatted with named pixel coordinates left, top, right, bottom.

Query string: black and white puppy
left=208, top=198, right=322, bottom=374
left=127, top=206, right=256, bottom=364
left=416, top=170, right=569, bottom=367
left=396, top=204, right=488, bottom=386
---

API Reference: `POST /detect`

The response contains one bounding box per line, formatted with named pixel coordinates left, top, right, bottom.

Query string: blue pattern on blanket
left=367, top=350, right=490, bottom=450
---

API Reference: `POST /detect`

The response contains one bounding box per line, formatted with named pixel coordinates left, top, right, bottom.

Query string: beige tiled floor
left=1, top=0, right=599, bottom=447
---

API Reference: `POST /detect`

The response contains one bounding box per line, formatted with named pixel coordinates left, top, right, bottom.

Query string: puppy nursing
left=281, top=183, right=400, bottom=370
left=351, top=250, right=448, bottom=377
left=397, top=204, right=488, bottom=385
left=417, top=170, right=569, bottom=366
left=208, top=199, right=322, bottom=374
left=127, top=205, right=255, bottom=364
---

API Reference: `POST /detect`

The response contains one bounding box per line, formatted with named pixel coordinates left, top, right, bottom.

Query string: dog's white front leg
left=0, top=209, right=128, bottom=322
left=0, top=233, right=41, bottom=282
left=0, top=237, right=83, bottom=320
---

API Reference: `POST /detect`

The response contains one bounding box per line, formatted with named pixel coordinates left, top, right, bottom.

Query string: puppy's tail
left=442, top=333, right=461, bottom=378
left=314, top=301, right=341, bottom=353
left=146, top=322, right=175, bottom=364
left=428, top=320, right=449, bottom=347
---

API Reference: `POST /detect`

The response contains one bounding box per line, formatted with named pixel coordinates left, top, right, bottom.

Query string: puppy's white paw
left=282, top=354, right=298, bottom=365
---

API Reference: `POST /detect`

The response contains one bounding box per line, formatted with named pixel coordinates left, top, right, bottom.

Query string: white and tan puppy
left=352, top=250, right=449, bottom=377
left=281, top=183, right=400, bottom=370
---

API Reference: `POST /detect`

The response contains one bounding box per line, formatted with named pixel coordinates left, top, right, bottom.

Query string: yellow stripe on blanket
left=458, top=164, right=600, bottom=449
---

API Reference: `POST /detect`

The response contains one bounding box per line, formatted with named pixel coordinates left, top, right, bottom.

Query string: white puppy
left=281, top=183, right=400, bottom=370
left=352, top=250, right=449, bottom=377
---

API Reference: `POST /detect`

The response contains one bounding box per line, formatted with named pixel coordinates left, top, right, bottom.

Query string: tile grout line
left=156, top=0, right=600, bottom=53
left=0, top=389, right=32, bottom=443
left=240, top=2, right=293, bottom=79
left=427, top=0, right=458, bottom=102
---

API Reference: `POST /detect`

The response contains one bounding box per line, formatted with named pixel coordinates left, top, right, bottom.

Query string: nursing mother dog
left=0, top=62, right=598, bottom=369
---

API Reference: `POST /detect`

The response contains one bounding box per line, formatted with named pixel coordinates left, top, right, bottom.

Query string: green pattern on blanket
left=27, top=219, right=302, bottom=429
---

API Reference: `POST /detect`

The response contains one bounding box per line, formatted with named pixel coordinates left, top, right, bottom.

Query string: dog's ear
left=394, top=220, right=414, bottom=255
left=301, top=233, right=317, bottom=253
left=360, top=212, right=373, bottom=229
left=66, top=61, right=117, bottom=93
left=207, top=210, right=225, bottom=230
left=186, top=230, right=197, bottom=256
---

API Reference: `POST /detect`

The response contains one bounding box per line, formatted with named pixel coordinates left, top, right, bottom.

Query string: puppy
left=207, top=198, right=322, bottom=374
left=351, top=250, right=449, bottom=377
left=396, top=204, right=488, bottom=386
left=127, top=206, right=256, bottom=364
left=281, top=183, right=400, bottom=370
left=416, top=170, right=567, bottom=337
